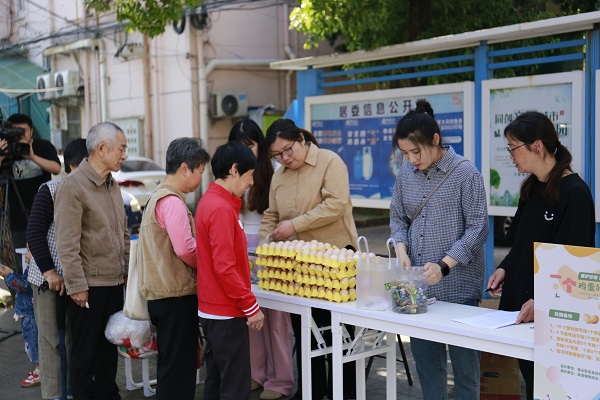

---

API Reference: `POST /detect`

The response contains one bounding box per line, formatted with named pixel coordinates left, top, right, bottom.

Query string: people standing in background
left=55, top=122, right=129, bottom=400
left=27, top=138, right=88, bottom=400
left=258, top=118, right=358, bottom=400
left=487, top=111, right=595, bottom=400
left=390, top=100, right=488, bottom=400
left=138, top=137, right=210, bottom=400
left=228, top=119, right=293, bottom=400
left=0, top=257, right=40, bottom=388
left=1, top=113, right=60, bottom=273
left=196, top=141, right=264, bottom=400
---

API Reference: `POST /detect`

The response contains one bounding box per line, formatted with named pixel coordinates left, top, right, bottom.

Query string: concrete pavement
left=0, top=223, right=516, bottom=399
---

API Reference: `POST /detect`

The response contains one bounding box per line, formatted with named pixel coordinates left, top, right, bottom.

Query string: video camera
left=0, top=112, right=30, bottom=160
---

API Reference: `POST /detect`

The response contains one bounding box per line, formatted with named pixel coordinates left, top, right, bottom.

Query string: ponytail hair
left=265, top=119, right=319, bottom=148
left=228, top=118, right=274, bottom=214
left=504, top=111, right=572, bottom=204
left=393, top=99, right=442, bottom=149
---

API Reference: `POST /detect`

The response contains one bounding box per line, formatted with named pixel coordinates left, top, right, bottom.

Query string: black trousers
left=518, top=358, right=533, bottom=400
left=148, top=295, right=198, bottom=400
left=291, top=309, right=357, bottom=399
left=199, top=317, right=251, bottom=400
left=67, top=285, right=123, bottom=400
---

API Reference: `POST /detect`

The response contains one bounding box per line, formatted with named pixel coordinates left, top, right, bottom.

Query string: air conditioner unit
left=54, top=70, right=80, bottom=97
left=36, top=74, right=55, bottom=101
left=210, top=93, right=248, bottom=118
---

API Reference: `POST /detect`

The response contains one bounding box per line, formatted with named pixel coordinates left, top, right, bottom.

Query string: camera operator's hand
left=0, top=139, right=7, bottom=164
left=18, top=137, right=61, bottom=175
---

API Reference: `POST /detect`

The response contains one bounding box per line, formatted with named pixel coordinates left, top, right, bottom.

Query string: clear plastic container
left=390, top=267, right=429, bottom=314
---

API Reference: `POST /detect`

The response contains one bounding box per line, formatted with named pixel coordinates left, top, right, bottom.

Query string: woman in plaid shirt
left=390, top=99, right=488, bottom=400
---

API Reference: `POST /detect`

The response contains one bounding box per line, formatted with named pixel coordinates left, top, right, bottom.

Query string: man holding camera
left=0, top=113, right=60, bottom=268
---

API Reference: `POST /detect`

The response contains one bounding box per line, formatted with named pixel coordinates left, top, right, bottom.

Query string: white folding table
left=253, top=287, right=534, bottom=400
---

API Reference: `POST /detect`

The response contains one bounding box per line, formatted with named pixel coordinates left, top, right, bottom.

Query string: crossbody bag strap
left=410, top=159, right=468, bottom=221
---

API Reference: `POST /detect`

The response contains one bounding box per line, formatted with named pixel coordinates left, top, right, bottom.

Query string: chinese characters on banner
left=308, top=88, right=469, bottom=204
left=533, top=243, right=600, bottom=400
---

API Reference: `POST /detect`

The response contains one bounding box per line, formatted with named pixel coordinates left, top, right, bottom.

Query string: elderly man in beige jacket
left=55, top=122, right=129, bottom=400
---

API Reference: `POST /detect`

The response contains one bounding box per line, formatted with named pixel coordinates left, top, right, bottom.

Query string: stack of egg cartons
left=255, top=240, right=358, bottom=302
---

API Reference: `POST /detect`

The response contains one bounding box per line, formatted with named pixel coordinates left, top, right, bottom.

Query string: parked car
left=111, top=156, right=166, bottom=209
left=494, top=216, right=513, bottom=247
left=54, top=156, right=143, bottom=235
left=122, top=189, right=142, bottom=235
left=112, top=156, right=197, bottom=211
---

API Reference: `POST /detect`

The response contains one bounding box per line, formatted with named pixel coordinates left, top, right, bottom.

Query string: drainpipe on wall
left=283, top=3, right=297, bottom=107
left=198, top=53, right=283, bottom=193
left=43, top=39, right=108, bottom=122
left=188, top=29, right=200, bottom=139
left=142, top=35, right=153, bottom=158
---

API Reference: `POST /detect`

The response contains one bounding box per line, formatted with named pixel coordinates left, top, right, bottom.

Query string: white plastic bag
left=123, top=239, right=150, bottom=320
left=356, top=237, right=399, bottom=310
left=105, top=310, right=152, bottom=349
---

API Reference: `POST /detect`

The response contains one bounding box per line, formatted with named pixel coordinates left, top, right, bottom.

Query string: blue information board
left=307, top=83, right=474, bottom=208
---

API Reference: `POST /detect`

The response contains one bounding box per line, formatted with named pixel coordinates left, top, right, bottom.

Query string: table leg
left=331, top=311, right=343, bottom=400
left=386, top=332, right=397, bottom=399
left=301, top=306, right=312, bottom=400
left=356, top=353, right=366, bottom=400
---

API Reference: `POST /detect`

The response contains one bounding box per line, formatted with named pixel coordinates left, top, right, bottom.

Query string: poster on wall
left=533, top=243, right=600, bottom=400
left=481, top=71, right=584, bottom=217
left=306, top=82, right=474, bottom=208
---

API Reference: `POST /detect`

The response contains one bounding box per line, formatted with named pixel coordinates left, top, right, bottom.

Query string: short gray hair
left=87, top=122, right=123, bottom=154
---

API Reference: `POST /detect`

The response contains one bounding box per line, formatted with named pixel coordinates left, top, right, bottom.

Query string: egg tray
left=255, top=240, right=359, bottom=303
left=258, top=277, right=356, bottom=303
left=255, top=240, right=359, bottom=270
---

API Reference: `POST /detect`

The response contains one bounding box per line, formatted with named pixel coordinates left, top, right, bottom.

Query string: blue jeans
left=410, top=300, right=480, bottom=400
left=21, top=315, right=39, bottom=366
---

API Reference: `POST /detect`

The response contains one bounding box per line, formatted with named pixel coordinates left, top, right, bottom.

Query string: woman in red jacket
left=195, top=141, right=265, bottom=400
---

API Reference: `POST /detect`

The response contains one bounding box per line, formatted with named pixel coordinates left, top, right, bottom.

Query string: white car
left=111, top=156, right=166, bottom=209
left=54, top=155, right=142, bottom=234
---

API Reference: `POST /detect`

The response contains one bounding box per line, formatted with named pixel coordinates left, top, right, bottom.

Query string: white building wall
left=1, top=0, right=334, bottom=167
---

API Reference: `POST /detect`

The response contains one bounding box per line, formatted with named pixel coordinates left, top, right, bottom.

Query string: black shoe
left=289, top=392, right=328, bottom=400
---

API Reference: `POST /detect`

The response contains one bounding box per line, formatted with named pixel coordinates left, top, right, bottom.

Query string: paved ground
left=0, top=224, right=519, bottom=399
left=0, top=304, right=424, bottom=400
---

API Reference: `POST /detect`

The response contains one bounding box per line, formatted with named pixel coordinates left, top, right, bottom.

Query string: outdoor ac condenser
left=36, top=74, right=55, bottom=101
left=54, top=70, right=80, bottom=98
left=210, top=93, right=248, bottom=118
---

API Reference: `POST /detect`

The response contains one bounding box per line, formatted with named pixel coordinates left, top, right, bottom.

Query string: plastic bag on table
left=356, top=237, right=399, bottom=310
left=105, top=310, right=152, bottom=349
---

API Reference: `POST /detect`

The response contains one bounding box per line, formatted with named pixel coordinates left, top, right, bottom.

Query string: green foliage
left=490, top=169, right=501, bottom=189
left=290, top=0, right=597, bottom=51
left=290, top=0, right=598, bottom=89
left=290, top=0, right=405, bottom=51
left=85, top=0, right=203, bottom=38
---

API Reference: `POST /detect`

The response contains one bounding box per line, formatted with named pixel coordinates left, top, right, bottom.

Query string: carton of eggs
left=255, top=240, right=360, bottom=303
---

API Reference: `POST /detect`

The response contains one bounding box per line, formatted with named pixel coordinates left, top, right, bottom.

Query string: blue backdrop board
left=481, top=72, right=584, bottom=218
left=305, top=82, right=475, bottom=208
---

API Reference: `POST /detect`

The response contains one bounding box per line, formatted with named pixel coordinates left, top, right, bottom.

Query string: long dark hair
left=228, top=118, right=273, bottom=214
left=504, top=111, right=572, bottom=204
left=393, top=99, right=442, bottom=149
left=265, top=119, right=319, bottom=148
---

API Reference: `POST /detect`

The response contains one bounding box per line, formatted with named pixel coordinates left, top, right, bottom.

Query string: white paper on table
left=452, top=310, right=521, bottom=329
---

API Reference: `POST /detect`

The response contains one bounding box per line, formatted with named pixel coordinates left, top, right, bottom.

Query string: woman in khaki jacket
left=258, top=119, right=358, bottom=400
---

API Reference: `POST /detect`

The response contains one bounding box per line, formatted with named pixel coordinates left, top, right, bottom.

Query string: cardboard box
left=480, top=352, right=522, bottom=400
left=479, top=299, right=522, bottom=399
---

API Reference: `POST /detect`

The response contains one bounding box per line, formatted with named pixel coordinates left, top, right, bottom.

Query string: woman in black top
left=487, top=111, right=595, bottom=400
